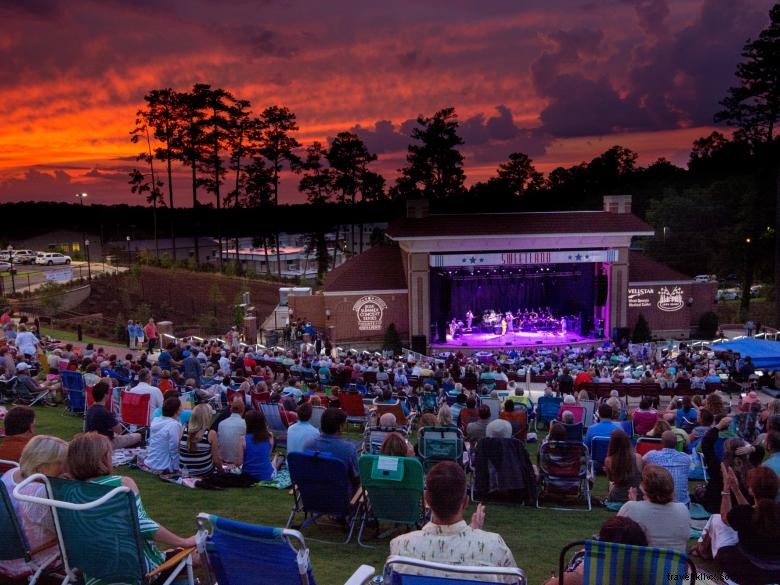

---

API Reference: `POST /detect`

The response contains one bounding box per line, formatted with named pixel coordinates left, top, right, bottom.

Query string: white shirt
left=286, top=421, right=320, bottom=453
left=15, top=331, right=39, bottom=356
left=144, top=416, right=182, bottom=472
left=617, top=500, right=690, bottom=552
left=217, top=413, right=246, bottom=463
left=218, top=356, right=231, bottom=373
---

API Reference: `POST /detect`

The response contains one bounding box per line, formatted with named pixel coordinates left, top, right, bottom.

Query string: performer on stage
left=506, top=311, right=514, bottom=333
left=500, top=316, right=507, bottom=337
left=466, top=309, right=474, bottom=330
left=560, top=315, right=567, bottom=335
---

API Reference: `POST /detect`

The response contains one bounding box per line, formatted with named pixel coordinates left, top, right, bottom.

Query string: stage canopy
left=712, top=338, right=780, bottom=369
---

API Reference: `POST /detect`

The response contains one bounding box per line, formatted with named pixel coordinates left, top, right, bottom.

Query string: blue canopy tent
left=711, top=338, right=780, bottom=370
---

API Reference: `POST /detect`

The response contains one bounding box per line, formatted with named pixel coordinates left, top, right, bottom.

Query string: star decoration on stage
left=462, top=256, right=485, bottom=264
left=567, top=253, right=591, bottom=261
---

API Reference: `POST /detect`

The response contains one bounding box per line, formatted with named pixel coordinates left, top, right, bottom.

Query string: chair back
left=119, top=391, right=151, bottom=427
left=481, top=397, right=500, bottom=421
left=38, top=476, right=147, bottom=584
left=259, top=404, right=288, bottom=447
left=0, top=482, right=29, bottom=562
left=287, top=451, right=353, bottom=518
left=499, top=410, right=529, bottom=441
left=85, top=385, right=113, bottom=412
left=557, top=404, right=585, bottom=424
left=559, top=539, right=696, bottom=585
left=309, top=406, right=325, bottom=429
left=537, top=396, right=563, bottom=426
left=359, top=455, right=424, bottom=526
left=590, top=436, right=610, bottom=473
left=375, top=402, right=409, bottom=427
left=251, top=391, right=271, bottom=410
left=62, top=371, right=87, bottom=412
left=421, top=391, right=438, bottom=413
left=383, top=555, right=525, bottom=585
left=340, top=392, right=367, bottom=418
left=635, top=437, right=663, bottom=456
left=364, top=426, right=407, bottom=455
left=417, top=426, right=464, bottom=470
left=618, top=420, right=634, bottom=437
left=197, top=514, right=315, bottom=585
left=538, top=441, right=588, bottom=480
left=561, top=422, right=584, bottom=441
left=458, top=407, right=480, bottom=434
left=580, top=400, right=596, bottom=426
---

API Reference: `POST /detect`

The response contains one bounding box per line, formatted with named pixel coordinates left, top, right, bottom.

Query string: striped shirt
left=179, top=428, right=214, bottom=476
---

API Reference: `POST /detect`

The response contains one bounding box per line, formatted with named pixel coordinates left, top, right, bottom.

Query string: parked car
left=0, top=251, right=11, bottom=261
left=694, top=274, right=717, bottom=283
left=10, top=249, right=37, bottom=264
left=0, top=261, right=11, bottom=272
left=716, top=288, right=740, bottom=301
left=750, top=284, right=763, bottom=297
left=35, top=252, right=71, bottom=265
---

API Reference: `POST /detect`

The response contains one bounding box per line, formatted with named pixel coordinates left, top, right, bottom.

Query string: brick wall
left=627, top=281, right=717, bottom=338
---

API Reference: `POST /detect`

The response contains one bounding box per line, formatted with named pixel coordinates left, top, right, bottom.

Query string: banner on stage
left=430, top=250, right=619, bottom=268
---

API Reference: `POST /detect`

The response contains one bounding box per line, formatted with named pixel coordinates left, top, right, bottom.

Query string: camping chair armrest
left=344, top=564, right=376, bottom=585
left=558, top=540, right=586, bottom=585
left=146, top=546, right=196, bottom=579
left=350, top=487, right=364, bottom=506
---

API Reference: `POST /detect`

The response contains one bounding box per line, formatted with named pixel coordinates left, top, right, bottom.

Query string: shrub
left=383, top=323, right=403, bottom=355
left=698, top=311, right=719, bottom=339
left=631, top=314, right=651, bottom=343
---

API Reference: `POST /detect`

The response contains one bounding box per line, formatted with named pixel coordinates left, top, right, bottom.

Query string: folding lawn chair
left=535, top=396, right=563, bottom=431
left=373, top=401, right=416, bottom=432
left=618, top=420, right=634, bottom=437
left=536, top=440, right=592, bottom=511
left=340, top=391, right=369, bottom=429
left=480, top=396, right=501, bottom=421
left=119, top=390, right=151, bottom=434
left=196, top=513, right=317, bottom=585
left=558, top=540, right=696, bottom=585
left=260, top=403, right=289, bottom=448
left=590, top=436, right=610, bottom=474
left=556, top=404, right=585, bottom=424
left=61, top=371, right=86, bottom=415
left=580, top=399, right=596, bottom=427
left=357, top=455, right=424, bottom=547
left=635, top=437, right=663, bottom=456
left=13, top=474, right=195, bottom=585
left=286, top=451, right=364, bottom=544
left=309, top=405, right=325, bottom=429
left=0, top=480, right=60, bottom=584
left=420, top=391, right=439, bottom=413
left=499, top=409, right=529, bottom=441
left=560, top=422, right=584, bottom=441
left=470, top=437, right=537, bottom=504
left=362, top=425, right=408, bottom=455
left=0, top=375, right=18, bottom=403
left=417, top=426, right=464, bottom=471
left=345, top=555, right=526, bottom=585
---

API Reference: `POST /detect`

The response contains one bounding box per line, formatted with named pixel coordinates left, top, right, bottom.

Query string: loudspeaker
left=596, top=274, right=608, bottom=307
left=411, top=335, right=427, bottom=355
left=612, top=327, right=630, bottom=343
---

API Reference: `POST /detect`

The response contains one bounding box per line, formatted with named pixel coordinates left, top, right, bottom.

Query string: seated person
left=604, top=429, right=643, bottom=504
left=0, top=406, right=36, bottom=471
left=180, top=404, right=222, bottom=477
left=380, top=431, right=414, bottom=457
left=642, top=431, right=691, bottom=504
left=0, top=435, right=68, bottom=582
left=466, top=405, right=492, bottom=443
left=435, top=404, right=458, bottom=429
left=458, top=397, right=480, bottom=432
left=85, top=381, right=142, bottom=448
left=617, top=465, right=689, bottom=552
left=389, top=461, right=517, bottom=578
left=696, top=466, right=780, bottom=584
left=239, top=410, right=284, bottom=481
left=217, top=398, right=246, bottom=465
left=67, top=432, right=198, bottom=575
left=543, top=516, right=648, bottom=585
left=286, top=401, right=320, bottom=454
left=631, top=398, right=658, bottom=436
left=143, top=397, right=183, bottom=473
left=14, top=363, right=57, bottom=405
left=584, top=404, right=621, bottom=451
left=303, top=407, right=360, bottom=488
left=486, top=418, right=513, bottom=440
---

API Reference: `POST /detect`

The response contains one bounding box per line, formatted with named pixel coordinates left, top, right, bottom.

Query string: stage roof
left=323, top=244, right=407, bottom=293
left=387, top=211, right=653, bottom=239
left=628, top=251, right=693, bottom=283
left=711, top=338, right=780, bottom=369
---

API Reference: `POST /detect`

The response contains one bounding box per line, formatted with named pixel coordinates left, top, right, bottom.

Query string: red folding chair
left=85, top=385, right=112, bottom=411
left=119, top=391, right=151, bottom=433
left=635, top=437, right=663, bottom=456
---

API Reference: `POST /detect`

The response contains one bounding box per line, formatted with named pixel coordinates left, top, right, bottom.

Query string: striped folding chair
left=558, top=540, right=697, bottom=585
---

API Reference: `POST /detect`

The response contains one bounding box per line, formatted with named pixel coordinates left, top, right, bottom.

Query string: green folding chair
left=0, top=477, right=60, bottom=584
left=357, top=455, right=424, bottom=547
left=558, top=540, right=697, bottom=585
left=417, top=426, right=464, bottom=471
left=13, top=473, right=195, bottom=585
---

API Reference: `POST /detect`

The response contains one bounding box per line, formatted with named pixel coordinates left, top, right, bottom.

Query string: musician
left=560, top=316, right=567, bottom=334
left=449, top=318, right=458, bottom=336
left=506, top=311, right=514, bottom=333
left=500, top=317, right=507, bottom=337
left=466, top=309, right=474, bottom=330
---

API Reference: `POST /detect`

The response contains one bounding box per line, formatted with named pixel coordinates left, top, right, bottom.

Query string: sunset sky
left=0, top=0, right=773, bottom=205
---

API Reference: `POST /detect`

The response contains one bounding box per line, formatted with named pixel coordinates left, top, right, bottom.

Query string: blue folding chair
left=61, top=371, right=86, bottom=415
left=618, top=420, right=634, bottom=438
left=590, top=436, right=610, bottom=474
left=345, top=555, right=526, bottom=585
left=558, top=540, right=696, bottom=584
left=535, top=396, right=563, bottom=431
left=286, top=451, right=364, bottom=543
left=196, top=513, right=317, bottom=585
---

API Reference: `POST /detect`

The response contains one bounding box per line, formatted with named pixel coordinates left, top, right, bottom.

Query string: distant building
left=105, top=236, right=220, bottom=264
left=11, top=229, right=103, bottom=259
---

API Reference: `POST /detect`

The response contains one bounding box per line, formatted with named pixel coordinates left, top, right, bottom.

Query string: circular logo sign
left=352, top=295, right=388, bottom=331
left=657, top=286, right=684, bottom=312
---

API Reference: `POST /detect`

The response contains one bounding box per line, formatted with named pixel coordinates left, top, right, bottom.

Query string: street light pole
left=75, top=192, right=88, bottom=262
left=85, top=239, right=92, bottom=280
left=6, top=245, right=15, bottom=295
left=126, top=235, right=131, bottom=266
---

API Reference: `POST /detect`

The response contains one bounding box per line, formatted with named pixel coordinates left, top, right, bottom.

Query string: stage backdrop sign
left=353, top=295, right=388, bottom=331
left=431, top=250, right=619, bottom=267
left=628, top=286, right=685, bottom=312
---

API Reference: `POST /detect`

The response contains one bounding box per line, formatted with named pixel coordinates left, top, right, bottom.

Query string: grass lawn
left=40, top=326, right=122, bottom=349
left=26, top=405, right=619, bottom=585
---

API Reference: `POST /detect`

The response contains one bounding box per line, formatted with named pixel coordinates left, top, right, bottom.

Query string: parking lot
left=0, top=261, right=125, bottom=294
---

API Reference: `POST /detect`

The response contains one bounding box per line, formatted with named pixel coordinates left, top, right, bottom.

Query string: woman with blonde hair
left=67, top=432, right=197, bottom=575
left=436, top=404, right=456, bottom=428
left=0, top=435, right=68, bottom=580
left=179, top=403, right=222, bottom=476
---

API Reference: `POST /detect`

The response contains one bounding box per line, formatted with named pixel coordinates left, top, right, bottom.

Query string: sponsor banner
left=45, top=268, right=73, bottom=283
left=628, top=286, right=686, bottom=312
left=353, top=295, right=388, bottom=331
left=431, top=250, right=618, bottom=267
